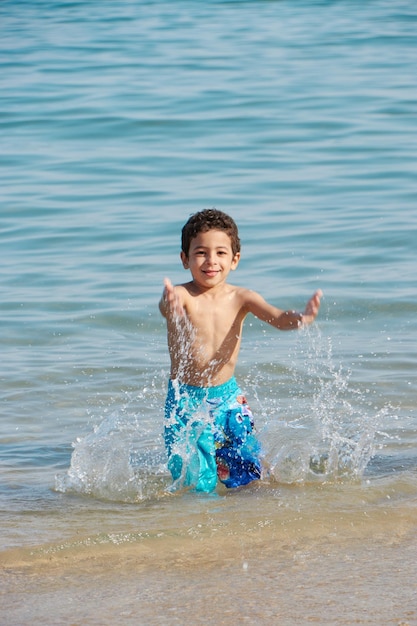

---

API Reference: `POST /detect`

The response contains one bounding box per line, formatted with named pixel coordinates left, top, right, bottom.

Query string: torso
left=167, top=281, right=248, bottom=387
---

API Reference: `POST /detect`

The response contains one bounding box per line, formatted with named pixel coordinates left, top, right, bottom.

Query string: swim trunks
left=164, top=377, right=262, bottom=492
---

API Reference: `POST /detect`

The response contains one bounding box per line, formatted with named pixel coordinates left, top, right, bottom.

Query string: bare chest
left=186, top=299, right=244, bottom=353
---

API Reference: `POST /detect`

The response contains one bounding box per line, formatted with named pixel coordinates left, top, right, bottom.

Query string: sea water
left=1, top=1, right=416, bottom=624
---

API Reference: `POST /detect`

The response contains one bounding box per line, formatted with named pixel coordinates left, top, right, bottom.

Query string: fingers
left=311, top=289, right=322, bottom=312
left=163, top=277, right=173, bottom=295
left=311, top=289, right=323, bottom=305
left=162, top=277, right=184, bottom=317
left=163, top=277, right=177, bottom=305
left=303, top=289, right=323, bottom=322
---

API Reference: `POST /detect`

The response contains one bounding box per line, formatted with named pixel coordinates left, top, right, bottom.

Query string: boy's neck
left=187, top=279, right=230, bottom=297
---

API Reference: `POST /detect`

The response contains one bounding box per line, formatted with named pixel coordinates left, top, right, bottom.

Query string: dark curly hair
left=181, top=209, right=241, bottom=257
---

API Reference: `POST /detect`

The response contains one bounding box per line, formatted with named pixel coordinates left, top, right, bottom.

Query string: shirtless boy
left=159, top=209, right=322, bottom=492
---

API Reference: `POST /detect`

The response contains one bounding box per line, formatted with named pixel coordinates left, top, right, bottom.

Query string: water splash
left=56, top=325, right=393, bottom=499
left=265, top=326, right=390, bottom=484
left=55, top=385, right=169, bottom=502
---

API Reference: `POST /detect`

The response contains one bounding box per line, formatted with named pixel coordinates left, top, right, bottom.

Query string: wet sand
left=2, top=502, right=416, bottom=625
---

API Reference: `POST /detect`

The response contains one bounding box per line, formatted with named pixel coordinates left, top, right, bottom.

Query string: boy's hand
left=302, top=289, right=323, bottom=326
left=162, top=278, right=185, bottom=318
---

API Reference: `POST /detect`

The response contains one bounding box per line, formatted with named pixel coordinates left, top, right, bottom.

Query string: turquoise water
left=1, top=1, right=417, bottom=624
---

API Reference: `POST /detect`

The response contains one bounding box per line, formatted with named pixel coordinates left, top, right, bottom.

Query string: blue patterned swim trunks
left=164, top=377, right=262, bottom=492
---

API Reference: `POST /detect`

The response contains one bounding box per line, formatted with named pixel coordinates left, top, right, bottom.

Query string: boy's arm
left=159, top=278, right=185, bottom=318
left=244, top=289, right=322, bottom=330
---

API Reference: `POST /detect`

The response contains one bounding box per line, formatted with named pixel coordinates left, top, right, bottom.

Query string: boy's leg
left=213, top=389, right=262, bottom=488
left=164, top=382, right=218, bottom=492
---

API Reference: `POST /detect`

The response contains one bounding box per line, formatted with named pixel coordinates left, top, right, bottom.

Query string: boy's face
left=181, top=229, right=240, bottom=288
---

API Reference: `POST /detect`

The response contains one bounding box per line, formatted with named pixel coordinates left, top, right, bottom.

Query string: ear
left=180, top=251, right=189, bottom=269
left=231, top=252, right=241, bottom=270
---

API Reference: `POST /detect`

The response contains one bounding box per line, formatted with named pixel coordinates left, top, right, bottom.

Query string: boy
left=159, top=209, right=322, bottom=493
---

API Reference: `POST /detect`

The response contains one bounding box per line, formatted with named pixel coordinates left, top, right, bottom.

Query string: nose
left=206, top=251, right=217, bottom=265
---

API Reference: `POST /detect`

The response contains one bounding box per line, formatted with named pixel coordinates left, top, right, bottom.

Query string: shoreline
left=2, top=513, right=416, bottom=625
left=2, top=497, right=415, bottom=573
